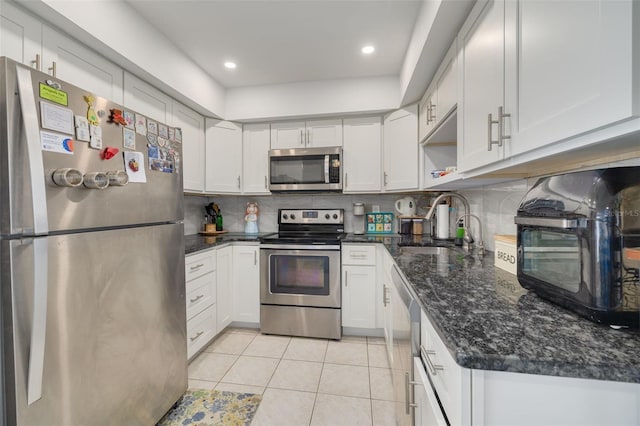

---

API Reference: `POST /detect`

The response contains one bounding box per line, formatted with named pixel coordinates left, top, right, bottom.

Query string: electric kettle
left=395, top=196, right=417, bottom=216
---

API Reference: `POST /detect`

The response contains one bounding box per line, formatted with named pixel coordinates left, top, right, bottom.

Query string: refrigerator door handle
left=16, top=65, right=49, bottom=235
left=26, top=238, right=49, bottom=404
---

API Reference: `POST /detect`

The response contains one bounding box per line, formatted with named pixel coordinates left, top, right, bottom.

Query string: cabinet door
left=270, top=121, right=305, bottom=149
left=123, top=71, right=173, bottom=123
left=418, top=90, right=436, bottom=143
left=205, top=119, right=242, bottom=193
left=216, top=246, right=233, bottom=333
left=383, top=104, right=419, bottom=191
left=505, top=0, right=636, bottom=157
left=0, top=2, right=41, bottom=68
left=306, top=118, right=343, bottom=147
left=413, top=358, right=448, bottom=426
left=343, top=117, right=382, bottom=192
left=435, top=42, right=457, bottom=125
left=342, top=265, right=377, bottom=329
left=173, top=102, right=205, bottom=192
left=458, top=0, right=505, bottom=172
left=232, top=245, right=260, bottom=323
left=242, top=123, right=271, bottom=194
left=42, top=26, right=123, bottom=104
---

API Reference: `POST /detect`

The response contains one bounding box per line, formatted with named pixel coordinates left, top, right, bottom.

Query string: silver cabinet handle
left=48, top=61, right=57, bottom=77
left=383, top=172, right=388, bottom=186
left=190, top=263, right=205, bottom=271
left=190, top=294, right=205, bottom=304
left=425, top=103, right=431, bottom=125
left=488, top=112, right=499, bottom=151
left=189, top=331, right=204, bottom=342
left=31, top=54, right=41, bottom=71
left=405, top=372, right=418, bottom=414
left=264, top=175, right=268, bottom=189
left=300, top=129, right=304, bottom=145
left=307, top=128, right=311, bottom=145
left=498, top=105, right=510, bottom=144
left=254, top=250, right=257, bottom=265
left=344, top=173, right=348, bottom=188
left=429, top=101, right=436, bottom=123
left=237, top=175, right=241, bottom=189
left=350, top=254, right=368, bottom=259
left=17, top=65, right=49, bottom=235
left=421, top=345, right=444, bottom=376
left=383, top=284, right=390, bottom=307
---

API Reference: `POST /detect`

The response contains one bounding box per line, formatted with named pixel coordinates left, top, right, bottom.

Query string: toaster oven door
left=518, top=228, right=583, bottom=293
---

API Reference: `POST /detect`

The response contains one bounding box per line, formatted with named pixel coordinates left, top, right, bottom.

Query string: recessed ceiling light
left=361, top=45, right=375, bottom=55
left=224, top=61, right=237, bottom=69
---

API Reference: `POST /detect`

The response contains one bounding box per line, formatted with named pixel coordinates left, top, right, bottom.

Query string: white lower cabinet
left=185, top=249, right=217, bottom=360
left=413, top=357, right=447, bottom=426
left=232, top=244, right=260, bottom=324
left=341, top=244, right=378, bottom=330
left=216, top=245, right=233, bottom=333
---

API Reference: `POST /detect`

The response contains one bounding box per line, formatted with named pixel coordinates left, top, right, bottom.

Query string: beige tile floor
left=188, top=327, right=397, bottom=426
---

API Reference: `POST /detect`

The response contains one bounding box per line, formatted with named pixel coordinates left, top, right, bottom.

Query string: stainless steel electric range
left=259, top=209, right=345, bottom=339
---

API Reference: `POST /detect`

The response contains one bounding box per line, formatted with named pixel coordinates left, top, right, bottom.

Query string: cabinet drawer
left=187, top=304, right=217, bottom=360
left=421, top=313, right=464, bottom=426
left=186, top=272, right=216, bottom=320
left=342, top=245, right=376, bottom=265
left=186, top=250, right=216, bottom=282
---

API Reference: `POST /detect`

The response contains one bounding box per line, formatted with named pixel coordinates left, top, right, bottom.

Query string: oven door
left=260, top=245, right=341, bottom=308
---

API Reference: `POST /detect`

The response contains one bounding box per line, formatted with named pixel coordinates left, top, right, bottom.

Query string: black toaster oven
left=515, top=167, right=640, bottom=328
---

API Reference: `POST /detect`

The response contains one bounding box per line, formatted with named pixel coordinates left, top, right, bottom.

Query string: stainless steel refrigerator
left=0, top=57, right=187, bottom=425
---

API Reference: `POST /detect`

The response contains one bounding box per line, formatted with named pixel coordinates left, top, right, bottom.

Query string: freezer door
left=3, top=223, right=186, bottom=426
left=0, top=58, right=183, bottom=236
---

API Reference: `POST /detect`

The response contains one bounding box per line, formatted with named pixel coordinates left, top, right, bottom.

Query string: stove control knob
left=333, top=214, right=338, bottom=219
left=325, top=214, right=330, bottom=219
left=282, top=214, right=288, bottom=220
left=290, top=214, right=296, bottom=220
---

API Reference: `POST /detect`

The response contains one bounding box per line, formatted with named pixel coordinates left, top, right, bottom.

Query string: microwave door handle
left=324, top=156, right=330, bottom=184
left=514, top=216, right=584, bottom=229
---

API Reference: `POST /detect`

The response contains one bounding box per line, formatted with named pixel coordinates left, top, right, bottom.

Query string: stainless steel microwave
left=269, top=147, right=342, bottom=192
left=515, top=167, right=640, bottom=328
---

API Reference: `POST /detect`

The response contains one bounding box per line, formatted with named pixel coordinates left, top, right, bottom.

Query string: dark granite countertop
left=343, top=234, right=640, bottom=383
left=184, top=232, right=274, bottom=255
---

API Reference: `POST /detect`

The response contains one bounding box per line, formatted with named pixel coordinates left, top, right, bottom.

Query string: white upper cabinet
left=123, top=72, right=173, bottom=123
left=342, top=116, right=382, bottom=193
left=242, top=123, right=271, bottom=194
left=205, top=119, right=242, bottom=193
left=504, top=0, right=637, bottom=157
left=42, top=26, right=123, bottom=104
left=459, top=0, right=639, bottom=174
left=271, top=119, right=342, bottom=149
left=173, top=102, right=205, bottom=193
left=383, top=104, right=419, bottom=192
left=458, top=0, right=505, bottom=172
left=0, top=2, right=41, bottom=68
left=419, top=40, right=458, bottom=144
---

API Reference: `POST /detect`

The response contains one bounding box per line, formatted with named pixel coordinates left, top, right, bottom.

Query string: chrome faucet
left=424, top=193, right=480, bottom=252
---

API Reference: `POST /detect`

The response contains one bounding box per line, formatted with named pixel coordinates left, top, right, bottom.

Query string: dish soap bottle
left=216, top=211, right=223, bottom=231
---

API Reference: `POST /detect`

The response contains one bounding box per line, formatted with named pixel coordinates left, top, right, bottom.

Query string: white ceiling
left=125, top=0, right=423, bottom=88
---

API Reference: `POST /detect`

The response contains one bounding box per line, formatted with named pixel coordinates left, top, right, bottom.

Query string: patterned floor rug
left=157, top=389, right=262, bottom=426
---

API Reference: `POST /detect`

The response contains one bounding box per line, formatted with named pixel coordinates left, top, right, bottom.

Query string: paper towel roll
left=436, top=204, right=450, bottom=239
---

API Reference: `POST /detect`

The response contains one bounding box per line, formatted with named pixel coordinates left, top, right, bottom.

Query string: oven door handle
left=260, top=244, right=341, bottom=251
left=514, top=216, right=586, bottom=229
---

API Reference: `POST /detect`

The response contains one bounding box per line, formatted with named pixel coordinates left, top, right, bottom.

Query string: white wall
left=225, top=76, right=400, bottom=122
left=17, top=0, right=225, bottom=118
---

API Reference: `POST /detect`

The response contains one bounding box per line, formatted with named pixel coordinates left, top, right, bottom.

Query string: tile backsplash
left=184, top=179, right=534, bottom=251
